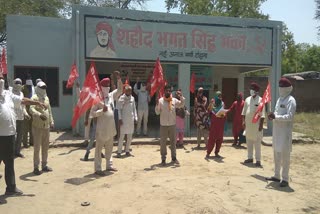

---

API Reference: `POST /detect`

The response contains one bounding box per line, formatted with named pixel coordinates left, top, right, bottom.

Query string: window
left=14, top=66, right=59, bottom=107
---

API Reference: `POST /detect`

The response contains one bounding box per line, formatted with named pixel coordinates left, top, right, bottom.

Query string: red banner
left=252, top=82, right=271, bottom=123
left=1, top=48, right=8, bottom=75
left=71, top=62, right=102, bottom=127
left=66, top=62, right=79, bottom=88
left=150, top=57, right=165, bottom=97
left=190, top=72, right=196, bottom=93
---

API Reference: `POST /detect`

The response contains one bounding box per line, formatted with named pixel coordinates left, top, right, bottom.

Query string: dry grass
left=294, top=112, right=320, bottom=140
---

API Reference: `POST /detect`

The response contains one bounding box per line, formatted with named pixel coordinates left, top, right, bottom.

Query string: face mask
left=279, top=86, right=292, bottom=98
left=0, top=79, right=4, bottom=95
left=102, top=87, right=110, bottom=97
left=13, top=84, right=22, bottom=93
left=37, top=88, right=47, bottom=98
left=250, top=90, right=256, bottom=96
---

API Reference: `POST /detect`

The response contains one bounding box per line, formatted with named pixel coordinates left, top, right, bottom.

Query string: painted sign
left=85, top=16, right=273, bottom=65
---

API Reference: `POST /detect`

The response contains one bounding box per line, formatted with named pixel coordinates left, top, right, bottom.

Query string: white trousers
left=117, top=133, right=133, bottom=154
left=274, top=150, right=291, bottom=182
left=136, top=109, right=148, bottom=135
left=94, top=136, right=114, bottom=171
left=247, top=138, right=261, bottom=161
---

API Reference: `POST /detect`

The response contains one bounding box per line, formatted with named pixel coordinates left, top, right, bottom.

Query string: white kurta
left=118, top=94, right=137, bottom=134
left=241, top=95, right=265, bottom=140
left=90, top=81, right=123, bottom=140
left=272, top=95, right=296, bottom=152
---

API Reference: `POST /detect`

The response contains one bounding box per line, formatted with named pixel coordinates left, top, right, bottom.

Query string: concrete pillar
left=178, top=63, right=191, bottom=136
left=267, top=24, right=282, bottom=135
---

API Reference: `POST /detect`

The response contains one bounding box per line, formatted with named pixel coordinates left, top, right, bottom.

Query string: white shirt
left=241, top=95, right=265, bottom=140
left=155, top=96, right=185, bottom=126
left=134, top=84, right=150, bottom=111
left=10, top=89, right=27, bottom=121
left=272, top=95, right=296, bottom=152
left=118, top=94, right=138, bottom=134
left=0, top=90, right=22, bottom=136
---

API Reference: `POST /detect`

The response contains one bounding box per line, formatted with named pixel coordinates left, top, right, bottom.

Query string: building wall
left=7, top=15, right=74, bottom=129
left=245, top=77, right=320, bottom=112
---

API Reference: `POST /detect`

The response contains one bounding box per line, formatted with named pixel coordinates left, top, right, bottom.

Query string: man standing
left=11, top=78, right=30, bottom=158
left=117, top=85, right=137, bottom=157
left=228, top=93, right=245, bottom=146
left=90, top=71, right=122, bottom=176
left=22, top=77, right=35, bottom=147
left=266, top=78, right=296, bottom=187
left=134, top=78, right=150, bottom=136
left=241, top=82, right=265, bottom=167
left=0, top=74, right=45, bottom=195
left=155, top=85, right=185, bottom=166
left=194, top=87, right=209, bottom=148
left=30, top=81, right=54, bottom=175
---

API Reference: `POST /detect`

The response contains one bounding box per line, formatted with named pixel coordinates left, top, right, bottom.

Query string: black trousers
left=0, top=135, right=16, bottom=192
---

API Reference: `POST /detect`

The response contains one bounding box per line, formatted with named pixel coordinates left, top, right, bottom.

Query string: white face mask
left=37, top=88, right=47, bottom=98
left=102, top=87, right=110, bottom=97
left=279, top=86, right=292, bottom=98
left=250, top=89, right=256, bottom=96
left=13, top=84, right=22, bottom=93
left=0, top=79, right=4, bottom=95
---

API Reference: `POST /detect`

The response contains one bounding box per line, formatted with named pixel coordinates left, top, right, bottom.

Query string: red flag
left=1, top=48, right=8, bottom=75
left=252, top=82, right=271, bottom=123
left=150, top=57, right=164, bottom=97
left=190, top=72, right=196, bottom=93
left=71, top=62, right=102, bottom=127
left=66, top=62, right=79, bottom=88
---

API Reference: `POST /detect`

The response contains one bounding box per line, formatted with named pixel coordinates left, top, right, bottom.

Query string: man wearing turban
left=266, top=78, right=296, bottom=187
left=90, top=22, right=117, bottom=58
left=241, top=82, right=265, bottom=167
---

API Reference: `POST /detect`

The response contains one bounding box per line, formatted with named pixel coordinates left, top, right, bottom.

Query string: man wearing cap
left=116, top=85, right=137, bottom=157
left=22, top=77, right=35, bottom=147
left=266, top=78, right=296, bottom=187
left=11, top=78, right=31, bottom=158
left=30, top=81, right=54, bottom=175
left=241, top=82, right=265, bottom=167
left=90, top=71, right=122, bottom=176
left=90, top=21, right=117, bottom=58
left=134, top=77, right=150, bottom=136
left=0, top=73, right=46, bottom=195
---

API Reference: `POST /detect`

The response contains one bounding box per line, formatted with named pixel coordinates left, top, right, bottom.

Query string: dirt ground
left=0, top=139, right=320, bottom=214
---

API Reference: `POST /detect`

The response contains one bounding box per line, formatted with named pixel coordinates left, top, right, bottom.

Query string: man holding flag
left=266, top=78, right=296, bottom=187
left=90, top=71, right=122, bottom=176
left=241, top=82, right=266, bottom=167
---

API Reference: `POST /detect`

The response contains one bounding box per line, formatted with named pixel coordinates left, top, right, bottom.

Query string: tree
left=165, top=0, right=269, bottom=19
left=0, top=0, right=65, bottom=46
left=316, top=0, right=320, bottom=37
left=281, top=24, right=298, bottom=74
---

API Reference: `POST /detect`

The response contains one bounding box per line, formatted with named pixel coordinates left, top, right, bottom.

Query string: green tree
left=281, top=24, right=298, bottom=74
left=316, top=0, right=320, bottom=37
left=165, top=0, right=269, bottom=19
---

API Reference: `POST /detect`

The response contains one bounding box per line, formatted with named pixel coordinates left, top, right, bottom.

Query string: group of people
left=0, top=70, right=296, bottom=195
left=192, top=79, right=296, bottom=187
left=0, top=73, right=54, bottom=195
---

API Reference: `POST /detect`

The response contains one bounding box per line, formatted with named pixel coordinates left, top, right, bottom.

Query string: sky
left=144, top=0, right=319, bottom=45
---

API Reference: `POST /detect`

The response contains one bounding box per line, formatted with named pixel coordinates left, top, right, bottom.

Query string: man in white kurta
left=266, top=78, right=296, bottom=187
left=117, top=86, right=137, bottom=157
left=134, top=79, right=150, bottom=136
left=90, top=72, right=122, bottom=176
left=242, top=82, right=265, bottom=167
